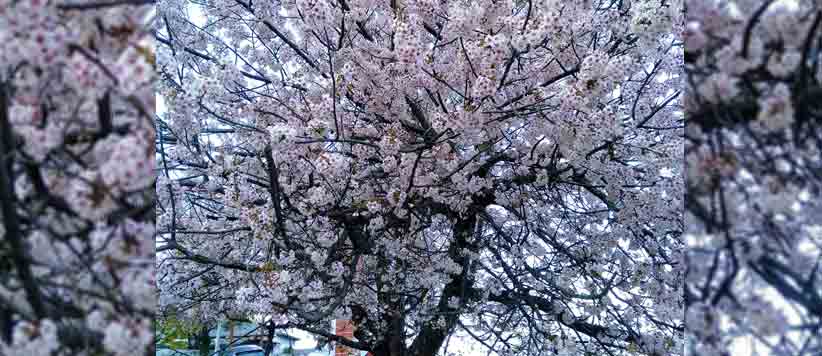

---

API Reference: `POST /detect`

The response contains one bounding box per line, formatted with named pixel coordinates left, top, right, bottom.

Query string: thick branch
left=0, top=83, right=46, bottom=318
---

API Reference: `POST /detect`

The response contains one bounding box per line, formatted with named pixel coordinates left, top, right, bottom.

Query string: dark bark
left=0, top=83, right=46, bottom=319
left=198, top=324, right=212, bottom=356
left=406, top=214, right=477, bottom=356
left=0, top=305, right=11, bottom=343
left=263, top=321, right=276, bottom=356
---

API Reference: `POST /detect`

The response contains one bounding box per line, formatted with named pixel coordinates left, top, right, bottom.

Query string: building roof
left=227, top=345, right=264, bottom=352
left=292, top=348, right=329, bottom=356
left=210, top=326, right=299, bottom=341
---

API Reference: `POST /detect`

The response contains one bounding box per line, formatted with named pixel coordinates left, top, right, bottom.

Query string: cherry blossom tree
left=155, top=0, right=684, bottom=355
left=685, top=1, right=822, bottom=355
left=0, top=1, right=156, bottom=355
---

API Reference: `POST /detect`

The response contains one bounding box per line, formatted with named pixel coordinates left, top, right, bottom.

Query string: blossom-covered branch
left=685, top=1, right=822, bottom=355
left=0, top=1, right=156, bottom=355
left=156, top=0, right=684, bottom=355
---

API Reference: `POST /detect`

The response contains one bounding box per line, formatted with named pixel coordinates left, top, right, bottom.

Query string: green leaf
left=156, top=315, right=202, bottom=348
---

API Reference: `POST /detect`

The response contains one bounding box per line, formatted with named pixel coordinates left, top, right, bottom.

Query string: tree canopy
left=155, top=0, right=684, bottom=355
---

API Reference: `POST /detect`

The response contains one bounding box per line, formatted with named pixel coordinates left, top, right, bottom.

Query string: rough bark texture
left=198, top=324, right=212, bottom=356
left=406, top=214, right=477, bottom=356
left=264, top=321, right=276, bottom=356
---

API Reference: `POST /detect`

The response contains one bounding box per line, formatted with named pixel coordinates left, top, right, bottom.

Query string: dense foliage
left=685, top=0, right=822, bottom=355
left=0, top=0, right=156, bottom=355
left=155, top=0, right=684, bottom=355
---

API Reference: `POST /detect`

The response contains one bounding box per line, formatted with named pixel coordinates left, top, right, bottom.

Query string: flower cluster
left=394, top=15, right=425, bottom=65
left=0, top=1, right=155, bottom=355
left=156, top=0, right=684, bottom=355
left=685, top=1, right=822, bottom=354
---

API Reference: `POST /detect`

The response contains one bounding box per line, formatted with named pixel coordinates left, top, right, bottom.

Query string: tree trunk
left=369, top=215, right=478, bottom=356
left=0, top=306, right=11, bottom=343
left=387, top=312, right=405, bottom=356
left=406, top=214, right=477, bottom=356
left=198, top=324, right=212, bottom=356
left=263, top=320, right=276, bottom=356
